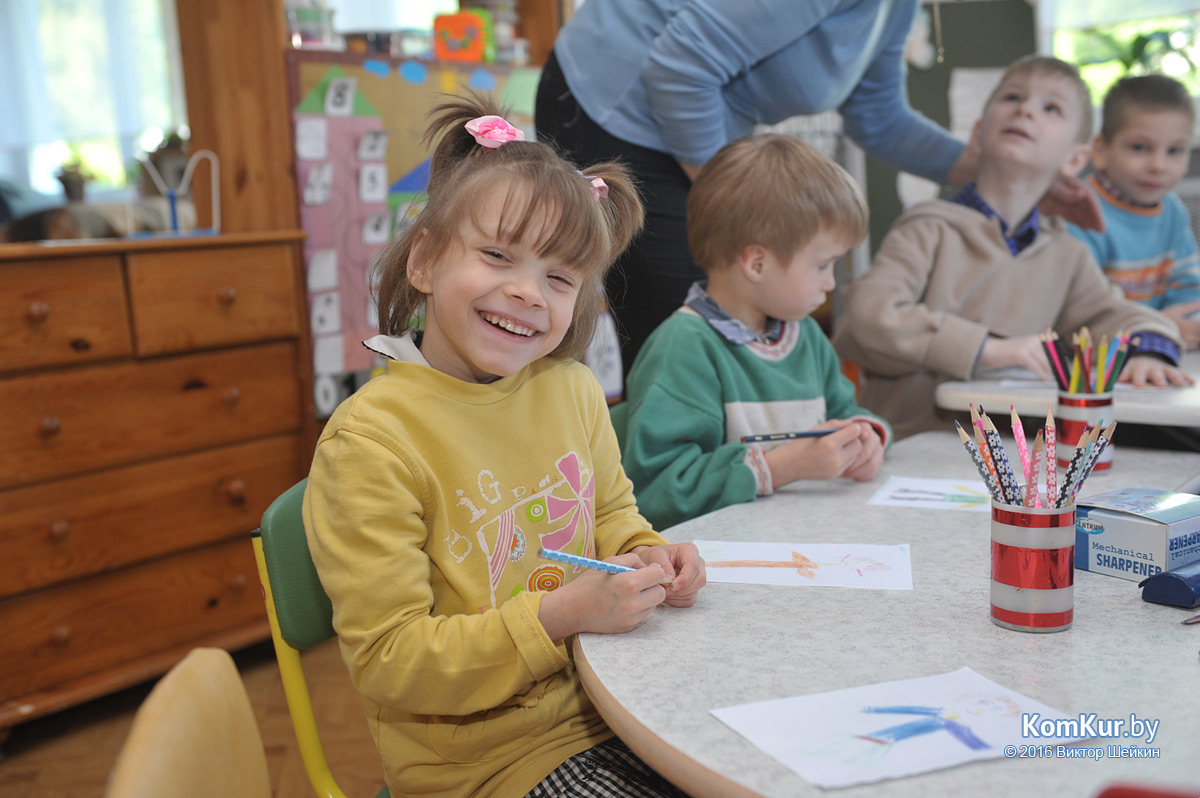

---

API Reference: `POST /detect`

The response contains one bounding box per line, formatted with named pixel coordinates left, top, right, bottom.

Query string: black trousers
left=535, top=52, right=703, bottom=378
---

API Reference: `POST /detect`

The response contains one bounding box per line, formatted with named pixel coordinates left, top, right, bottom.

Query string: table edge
left=573, top=636, right=764, bottom=798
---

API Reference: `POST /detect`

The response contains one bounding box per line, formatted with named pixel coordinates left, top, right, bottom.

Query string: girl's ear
left=408, top=229, right=433, bottom=294
left=737, top=244, right=769, bottom=282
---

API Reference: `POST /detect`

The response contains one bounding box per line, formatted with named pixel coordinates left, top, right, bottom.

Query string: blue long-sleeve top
left=554, top=0, right=963, bottom=182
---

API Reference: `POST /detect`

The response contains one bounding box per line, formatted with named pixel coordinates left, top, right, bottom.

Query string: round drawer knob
left=27, top=301, right=50, bottom=324
left=40, top=416, right=61, bottom=437
left=227, top=573, right=248, bottom=591
left=218, top=286, right=238, bottom=305
left=225, top=478, right=247, bottom=504
left=48, top=520, right=71, bottom=542
left=223, top=387, right=241, bottom=406
left=50, top=626, right=71, bottom=645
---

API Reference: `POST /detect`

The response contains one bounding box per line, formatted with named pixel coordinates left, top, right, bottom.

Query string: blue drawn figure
left=805, top=695, right=1017, bottom=768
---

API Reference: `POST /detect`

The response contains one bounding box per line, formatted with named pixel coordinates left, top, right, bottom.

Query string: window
left=0, top=0, right=186, bottom=203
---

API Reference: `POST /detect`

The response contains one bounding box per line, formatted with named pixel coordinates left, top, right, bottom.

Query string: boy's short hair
left=687, top=134, right=867, bottom=273
left=1100, top=73, right=1196, bottom=140
left=989, top=55, right=1094, bottom=143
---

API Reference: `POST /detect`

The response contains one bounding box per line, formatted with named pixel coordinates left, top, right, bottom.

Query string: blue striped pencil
left=956, top=421, right=1001, bottom=501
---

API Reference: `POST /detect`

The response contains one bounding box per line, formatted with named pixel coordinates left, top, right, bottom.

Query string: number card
left=324, top=77, right=357, bottom=117
left=295, top=117, right=328, bottom=161
left=359, top=163, right=389, bottom=203
left=303, top=163, right=333, bottom=206
left=362, top=212, right=391, bottom=245
left=357, top=130, right=389, bottom=161
left=310, top=292, right=342, bottom=335
left=306, top=249, right=339, bottom=292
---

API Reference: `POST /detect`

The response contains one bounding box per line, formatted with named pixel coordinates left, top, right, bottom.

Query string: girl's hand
left=633, top=543, right=706, bottom=607
left=977, top=335, right=1054, bottom=381
left=537, top=553, right=667, bottom=640
left=1117, top=355, right=1195, bottom=388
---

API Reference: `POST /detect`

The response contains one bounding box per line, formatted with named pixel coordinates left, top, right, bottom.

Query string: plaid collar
left=684, top=281, right=784, bottom=345
left=951, top=182, right=1040, bottom=256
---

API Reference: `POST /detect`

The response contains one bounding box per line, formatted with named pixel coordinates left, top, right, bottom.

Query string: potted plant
left=56, top=145, right=93, bottom=202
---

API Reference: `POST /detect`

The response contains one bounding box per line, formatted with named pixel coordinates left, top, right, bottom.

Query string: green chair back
left=259, top=478, right=334, bottom=650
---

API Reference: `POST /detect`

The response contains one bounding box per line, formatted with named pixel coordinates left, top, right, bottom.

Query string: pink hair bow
left=578, top=172, right=608, bottom=200
left=464, top=115, right=525, bottom=149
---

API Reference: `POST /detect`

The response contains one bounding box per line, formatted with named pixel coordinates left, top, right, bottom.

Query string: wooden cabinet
left=0, top=232, right=315, bottom=732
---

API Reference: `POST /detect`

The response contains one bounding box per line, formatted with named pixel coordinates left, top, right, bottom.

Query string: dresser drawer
left=0, top=538, right=264, bottom=703
left=0, top=341, right=303, bottom=488
left=0, top=434, right=304, bottom=598
left=0, top=257, right=133, bottom=372
left=127, top=244, right=300, bottom=355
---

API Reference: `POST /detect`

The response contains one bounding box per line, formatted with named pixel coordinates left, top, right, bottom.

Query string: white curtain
left=0, top=0, right=185, bottom=196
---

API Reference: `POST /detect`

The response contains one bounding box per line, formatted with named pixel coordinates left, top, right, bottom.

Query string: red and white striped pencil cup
left=990, top=499, right=1075, bottom=633
left=1056, top=391, right=1113, bottom=472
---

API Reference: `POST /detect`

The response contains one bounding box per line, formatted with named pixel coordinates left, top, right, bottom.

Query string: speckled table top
left=575, top=432, right=1200, bottom=797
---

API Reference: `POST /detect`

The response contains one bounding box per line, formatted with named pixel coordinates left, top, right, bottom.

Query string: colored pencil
left=1040, top=330, right=1069, bottom=390
left=971, top=406, right=1002, bottom=499
left=537, top=548, right=675, bottom=585
left=1068, top=333, right=1082, bottom=393
left=957, top=421, right=1001, bottom=502
left=1044, top=406, right=1057, bottom=507
left=741, top=430, right=836, bottom=443
left=1027, top=429, right=1044, bottom=508
left=983, top=414, right=1021, bottom=505
left=538, top=548, right=634, bottom=574
left=1056, top=428, right=1092, bottom=507
left=1010, top=405, right=1030, bottom=502
left=1069, top=422, right=1117, bottom=504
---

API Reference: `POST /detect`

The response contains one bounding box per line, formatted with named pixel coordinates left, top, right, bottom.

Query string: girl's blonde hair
left=373, top=93, right=644, bottom=360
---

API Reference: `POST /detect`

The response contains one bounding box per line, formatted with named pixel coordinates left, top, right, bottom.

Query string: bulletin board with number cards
left=285, top=50, right=540, bottom=417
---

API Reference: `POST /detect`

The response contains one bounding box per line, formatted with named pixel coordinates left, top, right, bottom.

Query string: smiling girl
left=302, top=95, right=705, bottom=798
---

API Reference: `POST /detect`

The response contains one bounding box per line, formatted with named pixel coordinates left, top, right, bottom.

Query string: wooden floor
left=0, top=639, right=387, bottom=798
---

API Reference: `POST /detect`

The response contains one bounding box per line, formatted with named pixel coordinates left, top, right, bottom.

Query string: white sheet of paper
left=711, top=666, right=1085, bottom=789
left=324, top=77, right=357, bottom=117
left=694, top=540, right=912, bottom=590
left=868, top=476, right=992, bottom=512
left=307, top=249, right=338, bottom=292
left=357, top=130, right=389, bottom=161
left=359, top=163, right=389, bottom=203
left=295, top=117, right=328, bottom=161
left=312, top=334, right=345, bottom=375
left=362, top=212, right=391, bottom=245
left=310, top=291, right=341, bottom=335
left=303, top=163, right=333, bottom=206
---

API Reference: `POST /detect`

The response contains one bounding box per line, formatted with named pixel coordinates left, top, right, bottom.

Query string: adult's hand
left=1039, top=174, right=1105, bottom=232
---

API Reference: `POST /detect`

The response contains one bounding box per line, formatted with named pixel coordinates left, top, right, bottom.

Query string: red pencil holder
left=1055, top=391, right=1113, bottom=472
left=990, top=499, right=1075, bottom=633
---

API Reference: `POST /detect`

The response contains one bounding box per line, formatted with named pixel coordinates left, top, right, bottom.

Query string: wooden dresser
left=0, top=231, right=316, bottom=737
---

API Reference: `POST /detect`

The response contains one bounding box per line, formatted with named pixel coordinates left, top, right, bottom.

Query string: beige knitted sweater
left=833, top=200, right=1181, bottom=439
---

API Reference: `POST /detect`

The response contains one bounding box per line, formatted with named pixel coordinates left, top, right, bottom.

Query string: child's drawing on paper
left=694, top=541, right=912, bottom=590
left=710, top=667, right=1087, bottom=789
left=707, top=550, right=891, bottom=580
left=804, top=694, right=1019, bottom=767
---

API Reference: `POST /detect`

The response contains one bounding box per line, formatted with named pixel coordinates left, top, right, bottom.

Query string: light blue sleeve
left=837, top=1, right=963, bottom=182
left=639, top=0, right=845, bottom=166
left=1165, top=195, right=1200, bottom=306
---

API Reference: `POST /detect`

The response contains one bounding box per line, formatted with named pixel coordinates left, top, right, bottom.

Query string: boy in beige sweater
left=834, top=56, right=1189, bottom=439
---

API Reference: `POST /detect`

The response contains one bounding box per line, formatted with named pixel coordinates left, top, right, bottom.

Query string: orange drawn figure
left=708, top=551, right=890, bottom=580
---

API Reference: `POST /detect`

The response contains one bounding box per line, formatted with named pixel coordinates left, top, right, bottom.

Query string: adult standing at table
left=535, top=0, right=1100, bottom=376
